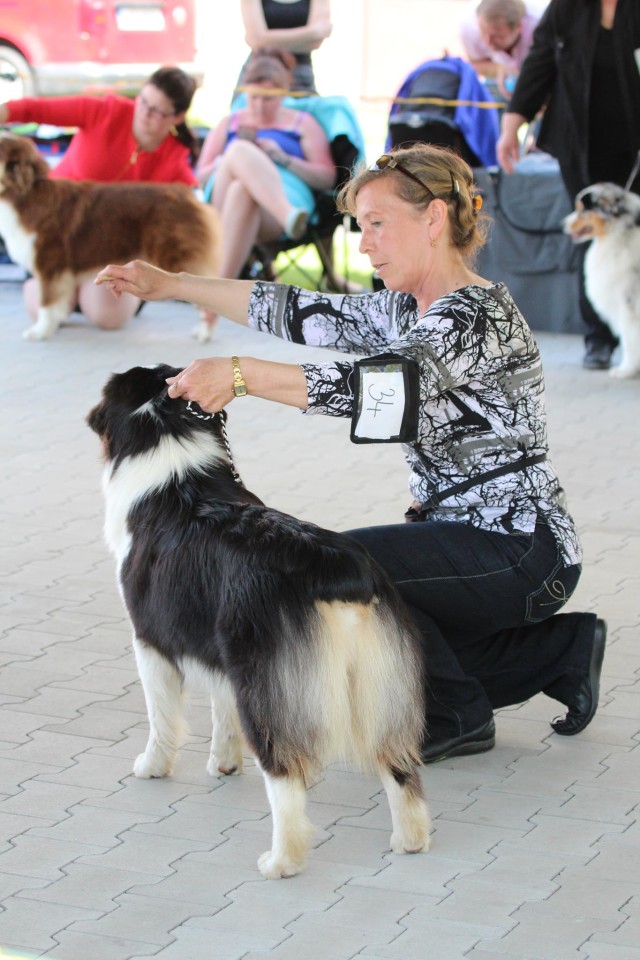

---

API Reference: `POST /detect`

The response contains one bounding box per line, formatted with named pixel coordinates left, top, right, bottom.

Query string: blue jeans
left=345, top=519, right=595, bottom=738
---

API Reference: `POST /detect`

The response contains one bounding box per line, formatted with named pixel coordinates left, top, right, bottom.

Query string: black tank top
left=262, top=0, right=310, bottom=30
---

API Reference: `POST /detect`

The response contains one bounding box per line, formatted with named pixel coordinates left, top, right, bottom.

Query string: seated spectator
left=0, top=67, right=199, bottom=329
left=460, top=0, right=541, bottom=98
left=195, top=49, right=335, bottom=332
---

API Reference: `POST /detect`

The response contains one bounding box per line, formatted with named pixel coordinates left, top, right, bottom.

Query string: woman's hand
left=95, top=260, right=178, bottom=301
left=166, top=357, right=236, bottom=413
left=257, top=137, right=290, bottom=167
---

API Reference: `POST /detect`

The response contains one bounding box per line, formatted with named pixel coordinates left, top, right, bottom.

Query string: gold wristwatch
left=231, top=355, right=248, bottom=397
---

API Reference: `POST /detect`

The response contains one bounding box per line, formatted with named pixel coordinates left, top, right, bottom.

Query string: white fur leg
left=610, top=328, right=640, bottom=378
left=132, top=638, right=185, bottom=778
left=24, top=302, right=69, bottom=341
left=258, top=773, right=315, bottom=879
left=379, top=767, right=431, bottom=855
left=192, top=308, right=218, bottom=343
left=208, top=677, right=244, bottom=776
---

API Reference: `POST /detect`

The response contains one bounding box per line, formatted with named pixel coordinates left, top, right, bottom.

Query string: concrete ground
left=1, top=276, right=638, bottom=960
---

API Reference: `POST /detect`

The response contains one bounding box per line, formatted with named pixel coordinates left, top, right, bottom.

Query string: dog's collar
left=186, top=402, right=242, bottom=485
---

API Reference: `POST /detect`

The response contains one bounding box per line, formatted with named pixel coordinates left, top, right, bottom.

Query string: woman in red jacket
left=0, top=67, right=198, bottom=329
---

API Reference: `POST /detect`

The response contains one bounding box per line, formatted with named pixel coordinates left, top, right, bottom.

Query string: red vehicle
left=0, top=0, right=201, bottom=100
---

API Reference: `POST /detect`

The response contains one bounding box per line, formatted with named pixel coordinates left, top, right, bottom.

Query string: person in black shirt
left=497, top=0, right=640, bottom=371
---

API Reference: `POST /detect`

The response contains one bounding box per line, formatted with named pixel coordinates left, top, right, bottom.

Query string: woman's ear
left=426, top=198, right=449, bottom=236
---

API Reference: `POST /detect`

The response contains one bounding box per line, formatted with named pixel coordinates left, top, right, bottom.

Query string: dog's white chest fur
left=585, top=235, right=640, bottom=336
left=103, top=431, right=228, bottom=568
left=0, top=200, right=35, bottom=271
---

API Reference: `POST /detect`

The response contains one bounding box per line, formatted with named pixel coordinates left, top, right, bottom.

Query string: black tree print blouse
left=248, top=280, right=582, bottom=566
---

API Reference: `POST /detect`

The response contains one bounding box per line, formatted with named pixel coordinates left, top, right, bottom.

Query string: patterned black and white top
left=248, top=280, right=582, bottom=566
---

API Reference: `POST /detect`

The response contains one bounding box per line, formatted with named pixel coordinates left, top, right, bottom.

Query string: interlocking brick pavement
left=1, top=278, right=638, bottom=960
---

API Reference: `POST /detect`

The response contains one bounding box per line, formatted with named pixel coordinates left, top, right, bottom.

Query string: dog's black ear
left=86, top=401, right=107, bottom=436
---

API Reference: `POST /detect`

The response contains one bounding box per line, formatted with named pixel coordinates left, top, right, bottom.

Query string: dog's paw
left=192, top=321, right=212, bottom=343
left=207, top=754, right=243, bottom=777
left=23, top=325, right=51, bottom=341
left=258, top=850, right=304, bottom=879
left=193, top=310, right=218, bottom=343
left=133, top=751, right=174, bottom=779
left=390, top=829, right=431, bottom=854
left=610, top=365, right=640, bottom=379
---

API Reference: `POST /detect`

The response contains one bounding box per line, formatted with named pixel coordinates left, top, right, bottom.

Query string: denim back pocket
left=525, top=562, right=582, bottom=623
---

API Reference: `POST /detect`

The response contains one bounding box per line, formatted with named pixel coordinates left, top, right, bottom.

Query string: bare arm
left=195, top=118, right=229, bottom=187
left=240, top=0, right=332, bottom=53
left=95, top=260, right=254, bottom=325
left=468, top=57, right=500, bottom=79
left=0, top=104, right=9, bottom=123
left=166, top=356, right=308, bottom=412
left=496, top=112, right=528, bottom=174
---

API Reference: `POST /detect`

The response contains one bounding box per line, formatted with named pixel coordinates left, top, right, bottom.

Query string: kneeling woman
left=98, top=143, right=606, bottom=764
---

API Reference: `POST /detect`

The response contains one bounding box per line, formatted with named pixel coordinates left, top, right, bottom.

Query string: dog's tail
left=317, top=598, right=425, bottom=774
left=249, top=596, right=425, bottom=783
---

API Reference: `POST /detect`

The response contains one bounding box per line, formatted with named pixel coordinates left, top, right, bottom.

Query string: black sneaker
left=420, top=717, right=496, bottom=764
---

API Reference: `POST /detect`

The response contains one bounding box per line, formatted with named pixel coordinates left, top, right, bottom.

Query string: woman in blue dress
left=196, top=50, right=335, bottom=333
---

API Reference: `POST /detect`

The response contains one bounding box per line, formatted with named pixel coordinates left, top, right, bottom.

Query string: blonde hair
left=337, top=143, right=489, bottom=258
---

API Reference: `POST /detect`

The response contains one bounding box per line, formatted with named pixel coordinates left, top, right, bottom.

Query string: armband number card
left=351, top=353, right=419, bottom=444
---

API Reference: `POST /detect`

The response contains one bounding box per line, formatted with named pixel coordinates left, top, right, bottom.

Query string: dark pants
left=346, top=519, right=595, bottom=738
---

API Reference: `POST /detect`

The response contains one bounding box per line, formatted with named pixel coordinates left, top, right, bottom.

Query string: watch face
left=234, top=383, right=248, bottom=397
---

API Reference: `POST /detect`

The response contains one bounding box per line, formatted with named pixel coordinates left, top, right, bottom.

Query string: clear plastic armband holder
left=350, top=353, right=419, bottom=444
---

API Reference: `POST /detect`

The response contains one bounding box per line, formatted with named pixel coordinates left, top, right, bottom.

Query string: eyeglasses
left=371, top=154, right=461, bottom=210
left=137, top=93, right=176, bottom=120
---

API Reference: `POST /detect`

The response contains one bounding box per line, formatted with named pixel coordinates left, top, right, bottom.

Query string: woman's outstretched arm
left=96, top=260, right=254, bottom=326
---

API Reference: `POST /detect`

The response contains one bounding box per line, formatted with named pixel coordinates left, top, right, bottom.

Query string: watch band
left=231, top=355, right=248, bottom=397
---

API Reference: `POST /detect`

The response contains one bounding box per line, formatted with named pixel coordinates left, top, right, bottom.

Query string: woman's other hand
left=95, top=260, right=177, bottom=301
left=257, top=136, right=290, bottom=167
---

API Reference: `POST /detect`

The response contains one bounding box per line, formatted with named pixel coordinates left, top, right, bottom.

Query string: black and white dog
left=563, top=182, right=640, bottom=378
left=87, top=364, right=430, bottom=879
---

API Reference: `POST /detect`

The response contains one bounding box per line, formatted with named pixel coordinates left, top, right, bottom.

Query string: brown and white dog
left=0, top=132, right=220, bottom=340
left=563, top=182, right=640, bottom=378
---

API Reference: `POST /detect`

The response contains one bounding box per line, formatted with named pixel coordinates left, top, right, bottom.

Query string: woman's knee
left=78, top=282, right=138, bottom=329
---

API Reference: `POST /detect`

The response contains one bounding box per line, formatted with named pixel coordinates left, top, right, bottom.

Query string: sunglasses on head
left=371, top=154, right=461, bottom=207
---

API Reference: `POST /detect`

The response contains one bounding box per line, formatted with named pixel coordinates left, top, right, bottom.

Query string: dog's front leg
left=610, top=321, right=640, bottom=379
left=23, top=273, right=75, bottom=341
left=192, top=308, right=219, bottom=343
left=258, top=772, right=315, bottom=879
left=132, top=638, right=186, bottom=778
left=208, top=676, right=244, bottom=776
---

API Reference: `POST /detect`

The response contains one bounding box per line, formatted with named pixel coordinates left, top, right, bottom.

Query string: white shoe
left=285, top=208, right=309, bottom=240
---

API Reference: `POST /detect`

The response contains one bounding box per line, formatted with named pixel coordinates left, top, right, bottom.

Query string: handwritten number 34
left=366, top=385, right=396, bottom=417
